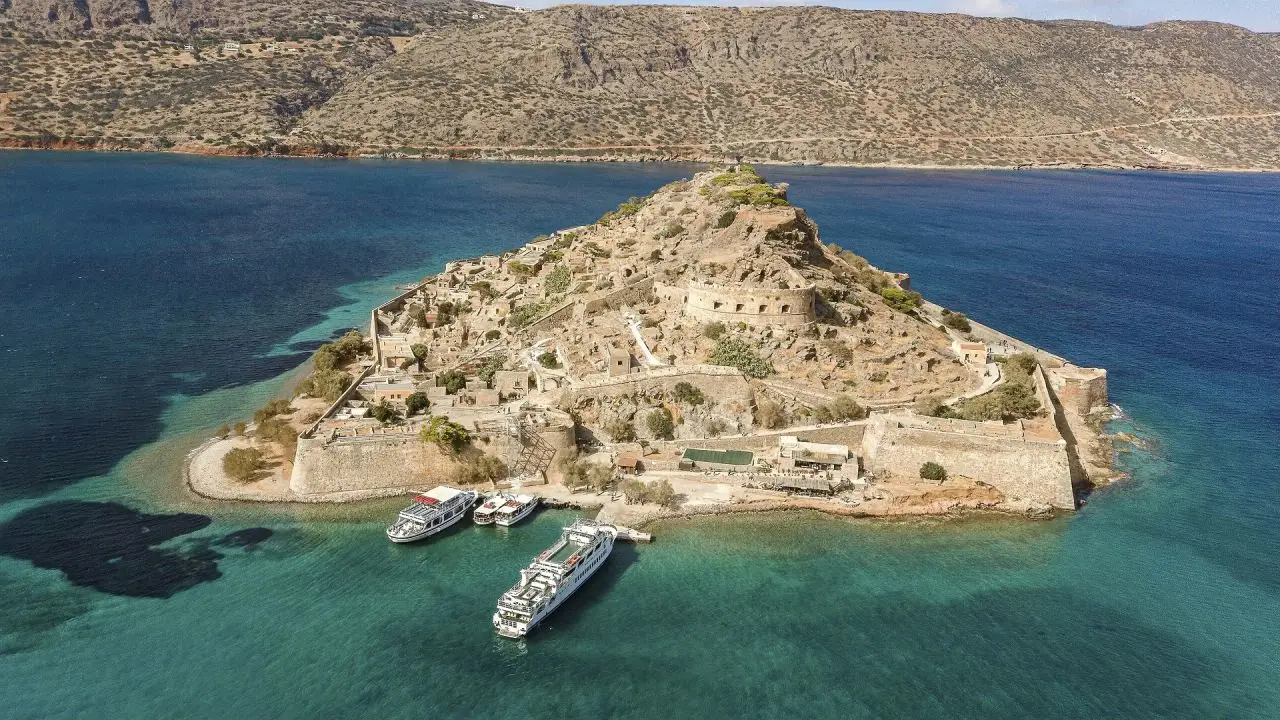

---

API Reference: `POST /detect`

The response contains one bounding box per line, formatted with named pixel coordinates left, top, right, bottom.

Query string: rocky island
left=188, top=166, right=1115, bottom=523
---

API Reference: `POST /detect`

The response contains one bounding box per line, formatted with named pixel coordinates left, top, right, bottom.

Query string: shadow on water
left=0, top=500, right=270, bottom=598
left=528, top=540, right=640, bottom=639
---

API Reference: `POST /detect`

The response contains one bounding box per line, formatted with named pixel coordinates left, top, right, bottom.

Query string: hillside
left=3, top=3, right=1279, bottom=168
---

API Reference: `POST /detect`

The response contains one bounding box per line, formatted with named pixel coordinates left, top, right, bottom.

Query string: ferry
left=473, top=493, right=510, bottom=525
left=386, top=486, right=478, bottom=543
left=493, top=519, right=617, bottom=638
left=494, top=494, right=539, bottom=527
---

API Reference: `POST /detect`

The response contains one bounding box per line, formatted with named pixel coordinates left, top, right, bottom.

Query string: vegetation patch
left=708, top=336, right=775, bottom=378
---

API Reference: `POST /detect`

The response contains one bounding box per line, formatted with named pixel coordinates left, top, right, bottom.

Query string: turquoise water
left=1, top=154, right=1278, bottom=718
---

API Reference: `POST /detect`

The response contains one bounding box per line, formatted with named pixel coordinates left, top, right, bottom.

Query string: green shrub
left=453, top=454, right=508, bottom=485
left=920, top=462, right=947, bottom=482
left=295, top=369, right=353, bottom=402
left=405, top=392, right=430, bottom=416
left=672, top=382, right=705, bottom=406
left=880, top=287, right=923, bottom=313
left=509, top=302, right=547, bottom=329
left=506, top=261, right=536, bottom=278
left=437, top=370, right=467, bottom=394
left=646, top=408, right=675, bottom=440
left=597, top=196, right=646, bottom=226
left=253, top=398, right=292, bottom=424
left=544, top=265, right=572, bottom=295
left=421, top=416, right=471, bottom=455
left=484, top=329, right=501, bottom=341
left=538, top=351, right=561, bottom=369
left=478, top=356, right=505, bottom=386
left=708, top=337, right=774, bottom=378
left=702, top=322, right=727, bottom=340
left=223, top=447, right=264, bottom=482
left=619, top=477, right=649, bottom=504
left=941, top=311, right=972, bottom=332
left=370, top=400, right=402, bottom=425
left=606, top=419, right=637, bottom=443
left=655, top=222, right=684, bottom=239
left=754, top=399, right=786, bottom=429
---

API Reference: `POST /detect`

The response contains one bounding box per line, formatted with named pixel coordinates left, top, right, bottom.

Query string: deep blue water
left=1, top=153, right=1278, bottom=719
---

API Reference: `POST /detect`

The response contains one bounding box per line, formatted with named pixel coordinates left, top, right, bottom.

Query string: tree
left=538, top=351, right=561, bottom=369
left=646, top=478, right=680, bottom=508
left=437, top=370, right=467, bottom=394
left=405, top=392, right=430, bottom=416
left=754, top=399, right=786, bottom=429
left=646, top=408, right=675, bottom=440
left=941, top=311, right=972, bottom=333
left=920, top=462, right=947, bottom=482
left=454, top=454, right=508, bottom=485
left=830, top=394, right=867, bottom=421
left=370, top=400, right=402, bottom=425
left=478, top=356, right=504, bottom=386
left=605, top=419, right=637, bottom=443
left=223, top=447, right=264, bottom=482
left=410, top=343, right=429, bottom=372
left=421, top=416, right=470, bottom=455
left=672, top=382, right=705, bottom=406
left=619, top=478, right=649, bottom=504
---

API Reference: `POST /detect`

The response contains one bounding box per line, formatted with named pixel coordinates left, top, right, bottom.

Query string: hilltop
left=191, top=167, right=1115, bottom=520
left=3, top=4, right=1277, bottom=167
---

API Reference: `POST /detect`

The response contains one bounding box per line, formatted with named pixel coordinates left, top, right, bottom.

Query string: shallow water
left=1, top=154, right=1278, bottom=718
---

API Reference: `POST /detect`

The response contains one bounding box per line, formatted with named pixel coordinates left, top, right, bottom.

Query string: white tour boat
left=494, top=494, right=539, bottom=527
left=493, top=519, right=617, bottom=638
left=386, top=486, right=478, bottom=543
left=473, top=493, right=510, bottom=525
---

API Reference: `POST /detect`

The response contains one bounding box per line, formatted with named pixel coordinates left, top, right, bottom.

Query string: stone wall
left=657, top=281, right=816, bottom=327
left=1047, top=366, right=1109, bottom=415
left=863, top=416, right=1074, bottom=509
left=291, top=432, right=455, bottom=495
left=583, top=277, right=654, bottom=315
left=522, top=300, right=575, bottom=335
left=572, top=364, right=751, bottom=404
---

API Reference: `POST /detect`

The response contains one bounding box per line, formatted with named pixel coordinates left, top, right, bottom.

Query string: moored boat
left=494, top=494, right=539, bottom=527
left=473, top=494, right=509, bottom=525
left=386, top=486, right=478, bottom=543
left=493, top=519, right=617, bottom=638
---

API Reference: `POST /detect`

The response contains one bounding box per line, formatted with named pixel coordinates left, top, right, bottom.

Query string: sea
left=1, top=152, right=1277, bottom=719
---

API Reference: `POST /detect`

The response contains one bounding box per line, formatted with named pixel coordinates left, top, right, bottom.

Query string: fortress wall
left=676, top=282, right=815, bottom=327
left=522, top=300, right=575, bottom=335
left=672, top=424, right=868, bottom=453
left=867, top=419, right=1075, bottom=509
left=291, top=433, right=454, bottom=495
left=1048, top=367, right=1109, bottom=415
left=1032, top=364, right=1055, bottom=417
left=573, top=365, right=753, bottom=406
left=583, top=278, right=654, bottom=315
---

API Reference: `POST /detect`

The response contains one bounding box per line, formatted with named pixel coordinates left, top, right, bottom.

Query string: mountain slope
left=3, top=4, right=1279, bottom=168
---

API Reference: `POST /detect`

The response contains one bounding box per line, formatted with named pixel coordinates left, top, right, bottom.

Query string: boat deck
left=548, top=539, right=585, bottom=565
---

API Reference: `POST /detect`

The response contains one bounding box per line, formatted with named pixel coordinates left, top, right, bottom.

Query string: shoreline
left=4, top=141, right=1277, bottom=174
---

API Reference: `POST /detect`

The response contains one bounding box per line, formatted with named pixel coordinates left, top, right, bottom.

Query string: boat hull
left=494, top=500, right=538, bottom=527
left=386, top=492, right=477, bottom=543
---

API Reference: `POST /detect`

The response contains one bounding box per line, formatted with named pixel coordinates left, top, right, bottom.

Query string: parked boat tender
left=494, top=494, right=539, bottom=527
left=473, top=493, right=510, bottom=525
left=386, top=486, right=477, bottom=543
left=493, top=519, right=617, bottom=638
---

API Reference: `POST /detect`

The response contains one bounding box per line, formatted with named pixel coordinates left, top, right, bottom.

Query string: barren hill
left=3, top=3, right=1279, bottom=168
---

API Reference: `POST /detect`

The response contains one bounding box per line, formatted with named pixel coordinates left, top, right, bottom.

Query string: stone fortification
left=291, top=432, right=446, bottom=495
left=862, top=415, right=1075, bottom=509
left=657, top=281, right=816, bottom=327
left=1047, top=366, right=1109, bottom=416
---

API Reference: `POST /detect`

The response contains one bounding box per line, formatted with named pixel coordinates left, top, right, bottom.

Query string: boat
left=386, top=486, right=478, bottom=543
left=473, top=493, right=510, bottom=525
left=493, top=519, right=617, bottom=638
left=494, top=494, right=539, bottom=527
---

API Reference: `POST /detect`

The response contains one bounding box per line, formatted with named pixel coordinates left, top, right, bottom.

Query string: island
left=188, top=166, right=1116, bottom=524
